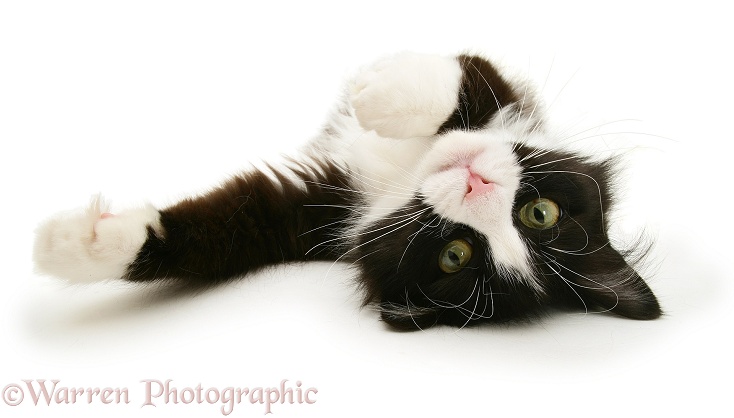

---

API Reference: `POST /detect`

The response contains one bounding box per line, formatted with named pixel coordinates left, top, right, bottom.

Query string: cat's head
left=354, top=128, right=661, bottom=330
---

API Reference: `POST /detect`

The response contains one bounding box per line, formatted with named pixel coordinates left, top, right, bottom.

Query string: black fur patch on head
left=438, top=54, right=520, bottom=133
left=513, top=144, right=661, bottom=321
left=353, top=146, right=661, bottom=331
left=352, top=199, right=544, bottom=331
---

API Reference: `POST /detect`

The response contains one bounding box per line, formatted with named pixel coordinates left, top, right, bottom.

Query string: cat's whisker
left=458, top=92, right=469, bottom=130
left=558, top=119, right=642, bottom=142
left=416, top=281, right=501, bottom=321
left=305, top=207, right=430, bottom=256
left=539, top=224, right=561, bottom=246
left=545, top=244, right=612, bottom=256
left=518, top=181, right=541, bottom=199
left=346, top=248, right=382, bottom=270
left=526, top=156, right=580, bottom=169
left=559, top=131, right=676, bottom=147
left=481, top=276, right=496, bottom=319
left=321, top=208, right=431, bottom=276
left=398, top=214, right=440, bottom=270
left=403, top=292, right=428, bottom=332
left=303, top=203, right=424, bottom=216
left=543, top=258, right=589, bottom=315
left=298, top=218, right=347, bottom=238
left=455, top=284, right=482, bottom=332
left=543, top=254, right=622, bottom=314
left=346, top=170, right=419, bottom=196
left=565, top=215, right=590, bottom=252
left=514, top=59, right=532, bottom=125
left=303, top=181, right=398, bottom=199
left=528, top=67, right=580, bottom=141
left=521, top=55, right=554, bottom=136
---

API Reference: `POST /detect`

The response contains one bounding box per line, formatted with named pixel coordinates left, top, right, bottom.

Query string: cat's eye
left=519, top=198, right=561, bottom=230
left=438, top=239, right=473, bottom=273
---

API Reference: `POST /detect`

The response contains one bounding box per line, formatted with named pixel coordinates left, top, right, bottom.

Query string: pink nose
left=465, top=172, right=494, bottom=198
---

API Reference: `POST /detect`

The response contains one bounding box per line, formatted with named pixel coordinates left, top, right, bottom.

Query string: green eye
left=519, top=198, right=561, bottom=229
left=438, top=239, right=473, bottom=273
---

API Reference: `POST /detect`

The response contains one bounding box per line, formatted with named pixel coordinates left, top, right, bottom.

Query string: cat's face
left=354, top=130, right=661, bottom=330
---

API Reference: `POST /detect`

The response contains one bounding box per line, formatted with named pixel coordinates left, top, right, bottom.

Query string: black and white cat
left=33, top=52, right=661, bottom=330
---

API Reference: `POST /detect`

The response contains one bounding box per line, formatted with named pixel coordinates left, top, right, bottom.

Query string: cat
left=33, top=52, right=662, bottom=330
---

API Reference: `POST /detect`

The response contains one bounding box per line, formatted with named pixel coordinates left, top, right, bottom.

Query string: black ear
left=572, top=248, right=662, bottom=320
left=378, top=302, right=441, bottom=331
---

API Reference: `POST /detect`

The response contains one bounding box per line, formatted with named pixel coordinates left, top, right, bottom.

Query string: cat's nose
left=465, top=172, right=494, bottom=198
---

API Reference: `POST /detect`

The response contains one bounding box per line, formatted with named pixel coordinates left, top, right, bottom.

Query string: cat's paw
left=349, top=52, right=462, bottom=139
left=33, top=196, right=162, bottom=283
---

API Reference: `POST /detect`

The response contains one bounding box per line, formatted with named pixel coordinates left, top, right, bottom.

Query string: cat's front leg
left=349, top=52, right=463, bottom=139
left=350, top=52, right=523, bottom=139
left=33, top=165, right=354, bottom=285
left=33, top=196, right=162, bottom=283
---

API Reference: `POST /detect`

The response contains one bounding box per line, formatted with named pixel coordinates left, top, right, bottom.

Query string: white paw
left=33, top=196, right=162, bottom=283
left=349, top=52, right=462, bottom=139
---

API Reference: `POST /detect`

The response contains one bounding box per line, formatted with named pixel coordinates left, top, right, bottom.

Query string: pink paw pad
left=100, top=212, right=115, bottom=219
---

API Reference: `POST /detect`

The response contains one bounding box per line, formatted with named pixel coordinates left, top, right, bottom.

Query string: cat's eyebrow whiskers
left=517, top=146, right=559, bottom=163
left=518, top=181, right=542, bottom=199
left=526, top=156, right=579, bottom=169
left=524, top=169, right=605, bottom=228
left=398, top=214, right=442, bottom=270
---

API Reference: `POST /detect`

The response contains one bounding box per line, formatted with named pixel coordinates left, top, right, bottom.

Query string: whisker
left=305, top=207, right=430, bottom=256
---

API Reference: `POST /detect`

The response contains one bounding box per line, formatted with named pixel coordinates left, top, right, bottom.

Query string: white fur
left=350, top=52, right=462, bottom=139
left=317, top=53, right=464, bottom=230
left=33, top=196, right=162, bottom=283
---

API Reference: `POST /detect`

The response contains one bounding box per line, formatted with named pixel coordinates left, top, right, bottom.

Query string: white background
left=1, top=1, right=731, bottom=417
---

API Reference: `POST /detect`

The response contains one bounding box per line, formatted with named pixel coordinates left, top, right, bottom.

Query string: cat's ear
left=378, top=302, right=441, bottom=331
left=572, top=247, right=662, bottom=320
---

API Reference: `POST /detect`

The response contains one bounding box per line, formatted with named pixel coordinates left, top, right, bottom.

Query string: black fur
left=126, top=162, right=358, bottom=285
left=438, top=54, right=522, bottom=133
